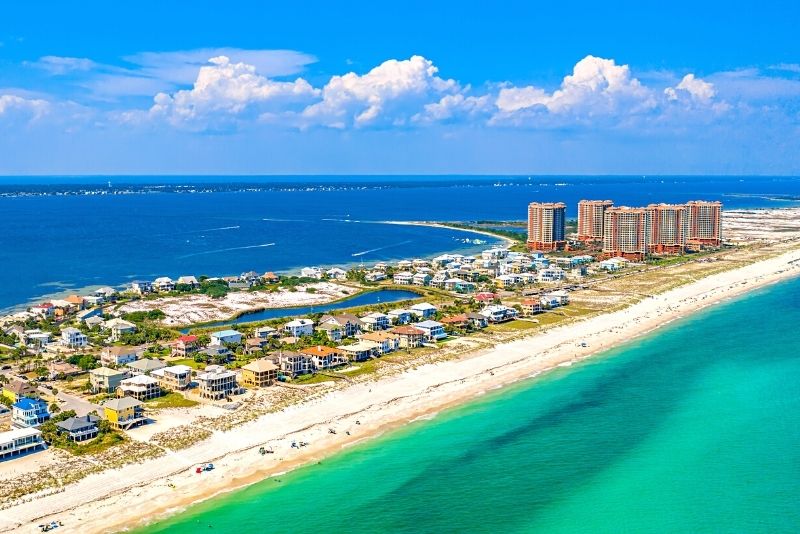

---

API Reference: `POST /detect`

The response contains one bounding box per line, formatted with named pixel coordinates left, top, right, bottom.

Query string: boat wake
left=351, top=240, right=412, bottom=257
left=179, top=243, right=276, bottom=258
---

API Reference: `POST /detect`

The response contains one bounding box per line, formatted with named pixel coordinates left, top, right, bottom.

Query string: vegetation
left=39, top=410, right=124, bottom=455
left=144, top=392, right=199, bottom=409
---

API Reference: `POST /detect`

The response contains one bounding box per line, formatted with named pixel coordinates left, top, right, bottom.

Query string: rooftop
left=103, top=397, right=143, bottom=411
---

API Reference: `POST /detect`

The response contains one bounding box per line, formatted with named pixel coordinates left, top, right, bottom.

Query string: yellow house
left=2, top=380, right=38, bottom=403
left=101, top=397, right=146, bottom=430
left=241, top=359, right=279, bottom=388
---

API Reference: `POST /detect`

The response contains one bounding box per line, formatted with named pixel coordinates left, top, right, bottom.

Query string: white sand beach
left=2, top=243, right=800, bottom=534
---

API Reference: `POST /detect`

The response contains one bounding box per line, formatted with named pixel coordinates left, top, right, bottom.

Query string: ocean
left=140, top=276, right=800, bottom=533
left=2, top=175, right=800, bottom=311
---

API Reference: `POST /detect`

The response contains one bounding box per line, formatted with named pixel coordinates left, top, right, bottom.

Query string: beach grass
left=145, top=392, right=199, bottom=409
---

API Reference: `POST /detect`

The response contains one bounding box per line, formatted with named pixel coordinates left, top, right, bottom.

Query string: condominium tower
left=527, top=202, right=566, bottom=251
left=646, top=204, right=688, bottom=254
left=577, top=200, right=613, bottom=241
left=602, top=207, right=650, bottom=261
left=686, top=200, right=723, bottom=249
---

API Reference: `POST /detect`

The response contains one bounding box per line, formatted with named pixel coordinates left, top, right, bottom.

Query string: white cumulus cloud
left=665, top=73, right=716, bottom=103
left=144, top=56, right=319, bottom=128
left=301, top=55, right=460, bottom=128
left=494, top=55, right=657, bottom=125
left=0, top=94, right=49, bottom=120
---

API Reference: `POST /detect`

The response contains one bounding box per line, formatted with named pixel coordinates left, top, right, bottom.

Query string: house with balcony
left=152, top=365, right=193, bottom=391
left=337, top=340, right=380, bottom=361
left=100, top=345, right=141, bottom=366
left=172, top=334, right=199, bottom=357
left=357, top=332, right=400, bottom=354
left=176, top=275, right=199, bottom=288
left=283, top=318, right=315, bottom=338
left=56, top=414, right=100, bottom=442
left=319, top=314, right=364, bottom=337
left=410, top=302, right=437, bottom=320
left=390, top=325, right=426, bottom=348
left=103, top=318, right=137, bottom=341
left=11, top=397, right=50, bottom=428
left=360, top=312, right=390, bottom=332
left=521, top=298, right=543, bottom=316
left=210, top=329, right=243, bottom=346
left=117, top=375, right=162, bottom=401
left=241, top=359, right=279, bottom=388
left=126, top=358, right=167, bottom=376
left=60, top=327, right=88, bottom=348
left=255, top=326, right=279, bottom=339
left=130, top=280, right=153, bottom=294
left=89, top=367, right=128, bottom=393
left=153, top=277, right=175, bottom=292
left=277, top=351, right=314, bottom=377
left=466, top=312, right=490, bottom=329
left=413, top=320, right=447, bottom=342
left=393, top=271, right=414, bottom=285
left=102, top=397, right=146, bottom=430
left=316, top=322, right=344, bottom=342
left=299, top=345, right=347, bottom=370
left=195, top=365, right=239, bottom=400
left=2, top=380, right=37, bottom=403
left=387, top=309, right=413, bottom=325
left=480, top=305, right=519, bottom=323
left=412, top=272, right=432, bottom=286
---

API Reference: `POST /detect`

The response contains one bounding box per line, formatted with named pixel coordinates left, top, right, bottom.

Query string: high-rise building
left=602, top=207, right=650, bottom=261
left=577, top=200, right=613, bottom=241
left=686, top=201, right=722, bottom=249
left=527, top=202, right=566, bottom=251
left=646, top=204, right=688, bottom=254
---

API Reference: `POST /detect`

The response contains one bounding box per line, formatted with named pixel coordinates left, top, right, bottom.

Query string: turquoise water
left=143, top=277, right=800, bottom=533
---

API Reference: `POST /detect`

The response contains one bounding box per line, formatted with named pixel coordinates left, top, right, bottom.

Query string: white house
left=60, top=327, right=88, bottom=348
left=413, top=320, right=447, bottom=341
left=410, top=302, right=437, bottom=319
left=283, top=319, right=314, bottom=337
left=393, top=271, right=414, bottom=285
left=360, top=312, right=390, bottom=331
left=365, top=271, right=386, bottom=282
left=543, top=290, right=570, bottom=306
left=130, top=280, right=152, bottom=294
left=153, top=277, right=175, bottom=292
left=538, top=268, right=566, bottom=283
left=412, top=272, right=432, bottom=286
left=0, top=427, right=45, bottom=460
left=300, top=267, right=324, bottom=279
left=210, top=329, right=243, bottom=345
left=176, top=275, right=199, bottom=287
left=103, top=318, right=137, bottom=342
left=480, top=305, right=518, bottom=323
left=325, top=267, right=348, bottom=280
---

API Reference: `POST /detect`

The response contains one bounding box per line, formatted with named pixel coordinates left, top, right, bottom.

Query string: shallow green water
left=142, top=277, right=800, bottom=533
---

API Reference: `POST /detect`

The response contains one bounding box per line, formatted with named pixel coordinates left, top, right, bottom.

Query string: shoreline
left=3, top=244, right=800, bottom=533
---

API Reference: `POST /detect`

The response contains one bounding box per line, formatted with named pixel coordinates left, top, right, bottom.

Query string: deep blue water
left=1, top=175, right=799, bottom=310
left=193, top=289, right=421, bottom=330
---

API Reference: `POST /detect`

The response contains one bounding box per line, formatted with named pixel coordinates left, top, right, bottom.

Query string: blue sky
left=1, top=1, right=799, bottom=175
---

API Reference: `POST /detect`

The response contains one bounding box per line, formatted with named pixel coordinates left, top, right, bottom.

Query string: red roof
left=475, top=292, right=496, bottom=301
left=178, top=335, right=198, bottom=343
left=440, top=314, right=467, bottom=324
left=521, top=299, right=539, bottom=306
left=391, top=326, right=425, bottom=335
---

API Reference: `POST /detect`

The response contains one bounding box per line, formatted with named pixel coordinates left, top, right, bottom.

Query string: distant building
left=686, top=200, right=723, bottom=249
left=527, top=202, right=567, bottom=251
left=100, top=346, right=141, bottom=366
left=603, top=207, right=650, bottom=261
left=577, top=200, right=613, bottom=242
left=153, top=277, right=175, bottom=292
left=89, top=367, right=128, bottom=394
left=60, top=327, right=88, bottom=348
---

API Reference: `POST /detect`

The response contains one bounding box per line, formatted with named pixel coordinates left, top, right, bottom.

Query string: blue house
left=11, top=397, right=50, bottom=428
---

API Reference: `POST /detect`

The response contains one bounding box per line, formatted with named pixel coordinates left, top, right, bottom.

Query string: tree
left=49, top=402, right=61, bottom=413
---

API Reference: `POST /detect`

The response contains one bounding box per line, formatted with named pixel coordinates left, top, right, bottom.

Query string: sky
left=1, top=1, right=799, bottom=175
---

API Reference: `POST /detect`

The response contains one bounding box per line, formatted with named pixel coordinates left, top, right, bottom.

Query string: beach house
left=125, top=358, right=167, bottom=376
left=100, top=346, right=141, bottom=366
left=240, top=359, right=279, bottom=388
left=172, top=334, right=199, bottom=357
left=300, top=267, right=323, bottom=279
left=195, top=365, right=239, bottom=400
left=445, top=278, right=476, bottom=293
left=102, top=397, right=146, bottom=430
left=2, top=380, right=37, bottom=403
left=56, top=414, right=100, bottom=442
left=89, top=367, right=128, bottom=393
left=387, top=309, right=412, bottom=325
left=60, top=327, right=88, bottom=348
left=521, top=298, right=543, bottom=316
left=466, top=312, right=490, bottom=329
left=413, top=320, right=447, bottom=341
left=201, top=345, right=233, bottom=363
left=0, top=427, right=45, bottom=461
left=153, top=277, right=175, bottom=292
left=11, top=397, right=50, bottom=428
left=176, top=275, right=199, bottom=288
left=29, top=303, right=54, bottom=318
left=23, top=330, right=50, bottom=348
left=360, top=312, right=390, bottom=332
left=299, top=346, right=347, bottom=370
left=325, top=267, right=348, bottom=280
left=440, top=314, right=468, bottom=329
left=480, top=305, right=519, bottom=323
left=255, top=326, right=279, bottom=339
left=393, top=271, right=414, bottom=285
left=545, top=290, right=570, bottom=306
left=103, top=318, right=137, bottom=341
left=151, top=365, right=193, bottom=391
left=358, top=332, right=401, bottom=354
left=76, top=308, right=103, bottom=323
left=390, top=325, right=426, bottom=348
left=210, top=329, right=243, bottom=346
left=412, top=272, right=432, bottom=286
left=130, top=280, right=152, bottom=295
left=316, top=322, right=344, bottom=342
left=117, top=375, right=162, bottom=401
left=319, top=314, right=364, bottom=337
left=277, top=351, right=314, bottom=377
left=283, top=319, right=314, bottom=338
left=410, top=302, right=437, bottom=320
left=337, top=341, right=380, bottom=361
left=538, top=267, right=566, bottom=283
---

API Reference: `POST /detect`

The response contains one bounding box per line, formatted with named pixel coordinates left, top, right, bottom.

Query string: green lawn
left=144, top=392, right=199, bottom=409
left=168, top=358, right=205, bottom=369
